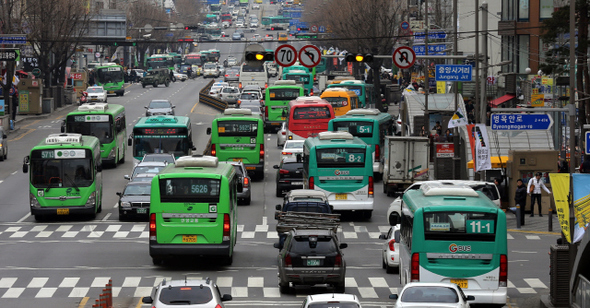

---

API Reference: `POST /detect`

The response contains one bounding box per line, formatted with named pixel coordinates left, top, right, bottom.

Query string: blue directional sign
left=491, top=114, right=554, bottom=130
left=0, top=35, right=26, bottom=45
left=435, top=64, right=472, bottom=82
left=319, top=26, right=326, bottom=33
left=413, top=30, right=447, bottom=40
left=413, top=44, right=447, bottom=56
left=401, top=21, right=410, bottom=30
left=586, top=132, right=590, bottom=154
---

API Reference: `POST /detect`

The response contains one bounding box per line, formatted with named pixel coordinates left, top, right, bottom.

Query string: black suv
left=274, top=228, right=347, bottom=294
left=273, top=157, right=303, bottom=197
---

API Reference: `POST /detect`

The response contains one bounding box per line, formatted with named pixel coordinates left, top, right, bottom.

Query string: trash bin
left=42, top=98, right=54, bottom=114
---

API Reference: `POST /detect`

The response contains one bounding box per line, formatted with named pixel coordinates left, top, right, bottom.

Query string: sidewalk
left=505, top=210, right=562, bottom=235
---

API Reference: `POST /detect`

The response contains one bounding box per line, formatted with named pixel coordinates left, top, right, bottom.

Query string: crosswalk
left=0, top=275, right=548, bottom=299
left=0, top=223, right=549, bottom=240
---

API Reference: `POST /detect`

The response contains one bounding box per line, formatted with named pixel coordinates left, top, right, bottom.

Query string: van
left=0, top=127, right=7, bottom=161
left=239, top=62, right=268, bottom=90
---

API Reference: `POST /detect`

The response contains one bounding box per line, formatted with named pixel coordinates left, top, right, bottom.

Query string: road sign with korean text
left=435, top=64, right=472, bottom=82
left=491, top=114, right=554, bottom=130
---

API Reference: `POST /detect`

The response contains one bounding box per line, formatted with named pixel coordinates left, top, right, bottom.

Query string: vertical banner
left=572, top=174, right=590, bottom=242
left=472, top=124, right=492, bottom=171
left=549, top=173, right=571, bottom=243
left=436, top=81, right=446, bottom=93
left=466, top=124, right=477, bottom=170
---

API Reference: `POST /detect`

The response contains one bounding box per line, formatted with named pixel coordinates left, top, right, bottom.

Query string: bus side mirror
left=142, top=297, right=153, bottom=304
left=60, top=120, right=65, bottom=133
left=388, top=212, right=400, bottom=226
left=22, top=156, right=29, bottom=173
left=275, top=204, right=281, bottom=210
left=389, top=294, right=398, bottom=301
left=206, top=127, right=211, bottom=135
left=127, top=138, right=132, bottom=146
left=116, top=192, right=122, bottom=196
left=466, top=296, right=475, bottom=301
left=97, top=164, right=103, bottom=172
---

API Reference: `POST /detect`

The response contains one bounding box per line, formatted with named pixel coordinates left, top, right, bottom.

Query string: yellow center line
left=11, top=128, right=36, bottom=141
left=507, top=229, right=560, bottom=235
left=78, top=297, right=89, bottom=308
left=191, top=102, right=199, bottom=113
left=136, top=297, right=145, bottom=308
left=20, top=119, right=41, bottom=129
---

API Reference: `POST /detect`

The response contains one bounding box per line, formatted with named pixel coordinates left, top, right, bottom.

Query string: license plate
left=451, top=279, right=468, bottom=289
left=57, top=208, right=69, bottom=215
left=182, top=235, right=197, bottom=243
left=232, top=158, right=243, bottom=162
left=291, top=182, right=303, bottom=186
left=307, top=259, right=320, bottom=266
left=246, top=166, right=256, bottom=170
left=335, top=193, right=347, bottom=200
left=136, top=208, right=147, bottom=214
left=280, top=117, right=286, bottom=120
left=108, top=90, right=115, bottom=94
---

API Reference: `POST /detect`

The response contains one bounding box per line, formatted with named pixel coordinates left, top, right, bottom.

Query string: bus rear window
left=332, top=121, right=373, bottom=137
left=217, top=120, right=259, bottom=136
left=241, top=64, right=265, bottom=72
left=323, top=97, right=348, bottom=108
left=316, top=147, right=365, bottom=168
left=293, top=106, right=331, bottom=120
left=268, top=89, right=300, bottom=100
left=159, top=178, right=220, bottom=203
left=285, top=75, right=310, bottom=83
left=424, top=211, right=497, bottom=241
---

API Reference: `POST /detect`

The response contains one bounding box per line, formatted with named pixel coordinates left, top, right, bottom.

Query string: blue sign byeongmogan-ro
left=435, top=64, right=472, bottom=82
left=490, top=114, right=554, bottom=130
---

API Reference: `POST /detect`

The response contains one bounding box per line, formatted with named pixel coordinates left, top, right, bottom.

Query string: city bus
left=207, top=109, right=265, bottom=180
left=320, top=87, right=360, bottom=116
left=262, top=16, right=290, bottom=30
left=62, top=103, right=127, bottom=166
left=302, top=131, right=374, bottom=219
left=285, top=96, right=335, bottom=141
left=283, top=69, right=313, bottom=95
left=204, top=14, right=218, bottom=24
left=328, top=80, right=375, bottom=108
left=149, top=155, right=240, bottom=265
left=128, top=116, right=195, bottom=161
left=328, top=109, right=393, bottom=178
left=398, top=182, right=507, bottom=305
left=95, top=64, right=125, bottom=96
left=168, top=52, right=182, bottom=66
left=239, top=0, right=248, bottom=6
left=23, top=133, right=103, bottom=221
left=184, top=53, right=204, bottom=67
left=201, top=49, right=221, bottom=63
left=146, top=54, right=174, bottom=71
left=264, top=80, right=304, bottom=131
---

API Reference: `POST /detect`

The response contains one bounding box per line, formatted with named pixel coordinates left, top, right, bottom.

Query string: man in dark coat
left=515, top=179, right=527, bottom=226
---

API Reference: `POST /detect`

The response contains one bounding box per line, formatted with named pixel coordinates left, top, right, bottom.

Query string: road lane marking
left=191, top=102, right=199, bottom=113
left=102, top=213, right=112, bottom=221
left=17, top=213, right=31, bottom=223
left=20, top=119, right=41, bottom=129
left=11, top=171, right=17, bottom=175
left=11, top=128, right=36, bottom=141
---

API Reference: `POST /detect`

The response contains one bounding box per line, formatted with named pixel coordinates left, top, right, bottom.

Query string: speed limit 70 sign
left=275, top=44, right=297, bottom=67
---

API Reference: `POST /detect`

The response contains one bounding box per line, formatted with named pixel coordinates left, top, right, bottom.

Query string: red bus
left=286, top=96, right=335, bottom=141
left=184, top=53, right=203, bottom=67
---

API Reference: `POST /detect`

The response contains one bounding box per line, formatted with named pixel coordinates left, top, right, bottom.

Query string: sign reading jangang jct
left=490, top=114, right=554, bottom=130
left=435, top=64, right=472, bottom=82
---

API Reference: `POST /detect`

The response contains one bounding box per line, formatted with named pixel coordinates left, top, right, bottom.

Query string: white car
left=252, top=3, right=260, bottom=9
left=281, top=140, right=304, bottom=161
left=301, top=293, right=362, bottom=308
left=252, top=34, right=262, bottom=41
left=277, top=122, right=287, bottom=147
left=250, top=21, right=258, bottom=28
left=86, top=86, right=107, bottom=102
left=173, top=72, right=187, bottom=82
left=390, top=282, right=474, bottom=308
left=379, top=225, right=400, bottom=274
left=203, top=62, right=220, bottom=78
left=209, top=82, right=229, bottom=98
left=235, top=21, right=245, bottom=28
left=222, top=21, right=231, bottom=28
left=142, top=278, right=232, bottom=308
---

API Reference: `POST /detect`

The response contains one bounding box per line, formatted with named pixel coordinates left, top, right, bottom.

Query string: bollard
left=106, top=279, right=113, bottom=308
left=548, top=207, right=553, bottom=232
left=516, top=205, right=521, bottom=229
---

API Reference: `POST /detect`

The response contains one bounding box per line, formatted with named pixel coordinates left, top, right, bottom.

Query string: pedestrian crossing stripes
left=0, top=223, right=545, bottom=240
left=0, top=276, right=548, bottom=299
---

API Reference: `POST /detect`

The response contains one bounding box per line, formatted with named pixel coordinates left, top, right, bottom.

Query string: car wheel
left=142, top=84, right=146, bottom=88
left=276, top=187, right=282, bottom=197
left=0, top=151, right=4, bottom=161
left=224, top=254, right=233, bottom=265
left=153, top=82, right=158, bottom=87
left=385, top=263, right=397, bottom=274
left=279, top=281, right=290, bottom=294
left=334, top=281, right=346, bottom=293
left=382, top=259, right=386, bottom=269
left=244, top=194, right=251, bottom=205
left=165, top=81, right=169, bottom=87
left=363, top=210, right=372, bottom=220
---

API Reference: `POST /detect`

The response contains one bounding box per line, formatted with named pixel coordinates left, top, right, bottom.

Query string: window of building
left=540, top=0, right=554, bottom=20
left=518, top=0, right=529, bottom=21
left=518, top=35, right=530, bottom=74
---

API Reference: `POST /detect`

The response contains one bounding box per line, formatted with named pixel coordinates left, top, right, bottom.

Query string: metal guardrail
left=574, top=274, right=590, bottom=308
left=199, top=79, right=228, bottom=112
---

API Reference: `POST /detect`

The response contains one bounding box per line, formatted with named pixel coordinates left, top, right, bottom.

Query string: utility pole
left=568, top=0, right=577, bottom=289
left=474, top=0, right=479, bottom=123
left=424, top=0, right=430, bottom=132
left=452, top=0, right=459, bottom=179
left=479, top=2, right=488, bottom=125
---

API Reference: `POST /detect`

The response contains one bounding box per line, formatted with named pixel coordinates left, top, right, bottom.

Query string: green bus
left=328, top=109, right=393, bottom=178
left=328, top=80, right=375, bottom=108
left=239, top=0, right=248, bottom=6
left=128, top=116, right=195, bottom=161
left=168, top=52, right=182, bottom=66
left=262, top=16, right=290, bottom=30
left=149, top=155, right=240, bottom=265
left=146, top=54, right=174, bottom=71
left=264, top=80, right=304, bottom=131
left=398, top=182, right=507, bottom=305
left=283, top=69, right=313, bottom=95
left=23, top=133, right=103, bottom=221
left=207, top=109, right=265, bottom=180
left=62, top=103, right=127, bottom=166
left=302, top=131, right=374, bottom=219
left=201, top=49, right=221, bottom=63
left=95, top=64, right=125, bottom=96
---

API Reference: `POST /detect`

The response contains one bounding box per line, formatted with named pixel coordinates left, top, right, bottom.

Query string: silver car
left=237, top=92, right=262, bottom=107
left=142, top=278, right=232, bottom=308
left=145, top=100, right=175, bottom=116
left=219, top=86, right=241, bottom=107
left=229, top=161, right=252, bottom=205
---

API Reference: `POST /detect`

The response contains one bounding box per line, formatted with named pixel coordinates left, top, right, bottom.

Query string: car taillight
left=211, top=144, right=216, bottom=156
left=243, top=177, right=249, bottom=187
left=265, top=106, right=268, bottom=119
left=368, top=176, right=374, bottom=196
left=281, top=152, right=292, bottom=155
left=388, top=239, right=395, bottom=251
left=215, top=305, right=222, bottom=308
left=499, top=254, right=507, bottom=287
left=284, top=253, right=292, bottom=266
left=265, top=83, right=268, bottom=88
left=335, top=254, right=342, bottom=267
left=279, top=169, right=289, bottom=174
left=411, top=253, right=420, bottom=281
left=281, top=131, right=286, bottom=135
left=237, top=99, right=242, bottom=104
left=259, top=144, right=265, bottom=160
left=149, top=213, right=156, bottom=240
left=223, top=214, right=230, bottom=240
left=236, top=74, right=240, bottom=77
left=309, top=177, right=314, bottom=189
left=225, top=74, right=229, bottom=77
left=239, top=82, right=242, bottom=89
left=260, top=99, right=264, bottom=105
left=397, top=119, right=402, bottom=125
left=374, top=144, right=380, bottom=162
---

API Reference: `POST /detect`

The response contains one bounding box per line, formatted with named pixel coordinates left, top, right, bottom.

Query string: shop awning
left=467, top=156, right=509, bottom=169
left=488, top=94, right=515, bottom=107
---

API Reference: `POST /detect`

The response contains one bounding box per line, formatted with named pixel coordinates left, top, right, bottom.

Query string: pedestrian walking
left=527, top=172, right=551, bottom=217
left=514, top=179, right=527, bottom=226
left=130, top=69, right=137, bottom=84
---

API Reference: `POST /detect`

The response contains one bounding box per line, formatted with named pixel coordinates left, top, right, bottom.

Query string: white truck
left=382, top=136, right=430, bottom=196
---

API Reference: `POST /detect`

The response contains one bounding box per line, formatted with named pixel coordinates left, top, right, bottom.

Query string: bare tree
left=0, top=0, right=25, bottom=121
left=126, top=0, right=172, bottom=66
left=23, top=0, right=93, bottom=87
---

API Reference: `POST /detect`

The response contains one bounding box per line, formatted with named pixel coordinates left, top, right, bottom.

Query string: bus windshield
left=159, top=178, right=220, bottom=203
left=332, top=121, right=373, bottom=137
left=316, top=147, right=365, bottom=168
left=293, top=106, right=331, bottom=120
left=96, top=67, right=123, bottom=83
left=242, top=64, right=265, bottom=72
left=218, top=121, right=258, bottom=137
left=66, top=115, right=113, bottom=144
left=185, top=55, right=202, bottom=66
left=30, top=156, right=93, bottom=188
left=134, top=135, right=189, bottom=158
left=424, top=211, right=497, bottom=241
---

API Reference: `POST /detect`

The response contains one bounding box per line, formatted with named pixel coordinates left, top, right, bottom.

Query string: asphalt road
left=0, top=3, right=561, bottom=308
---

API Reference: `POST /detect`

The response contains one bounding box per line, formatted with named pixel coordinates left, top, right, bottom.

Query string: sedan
left=235, top=21, right=245, bottom=28
left=116, top=181, right=151, bottom=221
left=224, top=69, right=240, bottom=83
left=86, top=86, right=107, bottom=102
left=265, top=34, right=274, bottom=41
left=280, top=140, right=304, bottom=161
left=173, top=72, right=187, bottom=82
left=379, top=225, right=400, bottom=274
left=390, top=282, right=475, bottom=308
left=301, top=294, right=361, bottom=308
left=142, top=278, right=232, bottom=308
left=219, top=86, right=241, bottom=107
left=237, top=92, right=262, bottom=107
left=277, top=122, right=287, bottom=147
left=232, top=32, right=242, bottom=40
left=145, top=99, right=175, bottom=116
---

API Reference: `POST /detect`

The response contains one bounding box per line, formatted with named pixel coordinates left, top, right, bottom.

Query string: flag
left=448, top=108, right=468, bottom=128
left=550, top=173, right=571, bottom=243
left=466, top=124, right=492, bottom=172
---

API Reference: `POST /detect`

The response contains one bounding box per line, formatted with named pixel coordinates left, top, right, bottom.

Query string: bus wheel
left=363, top=210, right=372, bottom=220
left=153, top=82, right=158, bottom=87
left=119, top=151, right=125, bottom=164
left=34, top=215, right=46, bottom=222
left=142, top=84, right=146, bottom=88
left=152, top=257, right=164, bottom=266
left=244, top=195, right=251, bottom=205
left=279, top=281, right=290, bottom=294
left=97, top=201, right=102, bottom=213
left=224, top=254, right=233, bottom=265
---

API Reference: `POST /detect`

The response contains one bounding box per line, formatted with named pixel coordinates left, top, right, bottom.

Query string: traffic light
left=245, top=51, right=274, bottom=62
left=113, top=41, right=137, bottom=46
left=184, top=26, right=199, bottom=30
left=344, top=53, right=373, bottom=62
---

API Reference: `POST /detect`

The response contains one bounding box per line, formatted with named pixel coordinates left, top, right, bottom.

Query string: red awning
left=489, top=94, right=515, bottom=107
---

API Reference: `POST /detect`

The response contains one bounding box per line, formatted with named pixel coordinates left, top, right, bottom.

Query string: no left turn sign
left=298, top=44, right=321, bottom=68
left=393, top=46, right=416, bottom=69
left=275, top=44, right=297, bottom=67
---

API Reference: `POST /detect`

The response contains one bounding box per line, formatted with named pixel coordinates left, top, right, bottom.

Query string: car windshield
left=132, top=165, right=166, bottom=178
left=240, top=93, right=259, bottom=100
left=401, top=286, right=459, bottom=303
left=223, top=88, right=239, bottom=93
left=309, top=303, right=360, bottom=308
left=149, top=101, right=171, bottom=108
left=290, top=236, right=337, bottom=254
left=284, top=141, right=304, bottom=149
left=204, top=64, right=216, bottom=69
left=87, top=88, right=103, bottom=93
left=123, top=184, right=151, bottom=196
left=158, top=286, right=213, bottom=305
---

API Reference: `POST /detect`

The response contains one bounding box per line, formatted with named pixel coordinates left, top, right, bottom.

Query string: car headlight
left=30, top=193, right=40, bottom=208
left=108, top=148, right=116, bottom=159
left=85, top=192, right=96, bottom=207
left=121, top=201, right=131, bottom=208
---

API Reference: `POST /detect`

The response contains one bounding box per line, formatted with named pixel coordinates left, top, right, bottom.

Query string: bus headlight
left=108, top=148, right=116, bottom=159
left=85, top=192, right=96, bottom=207
left=121, top=201, right=131, bottom=208
left=29, top=193, right=40, bottom=208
